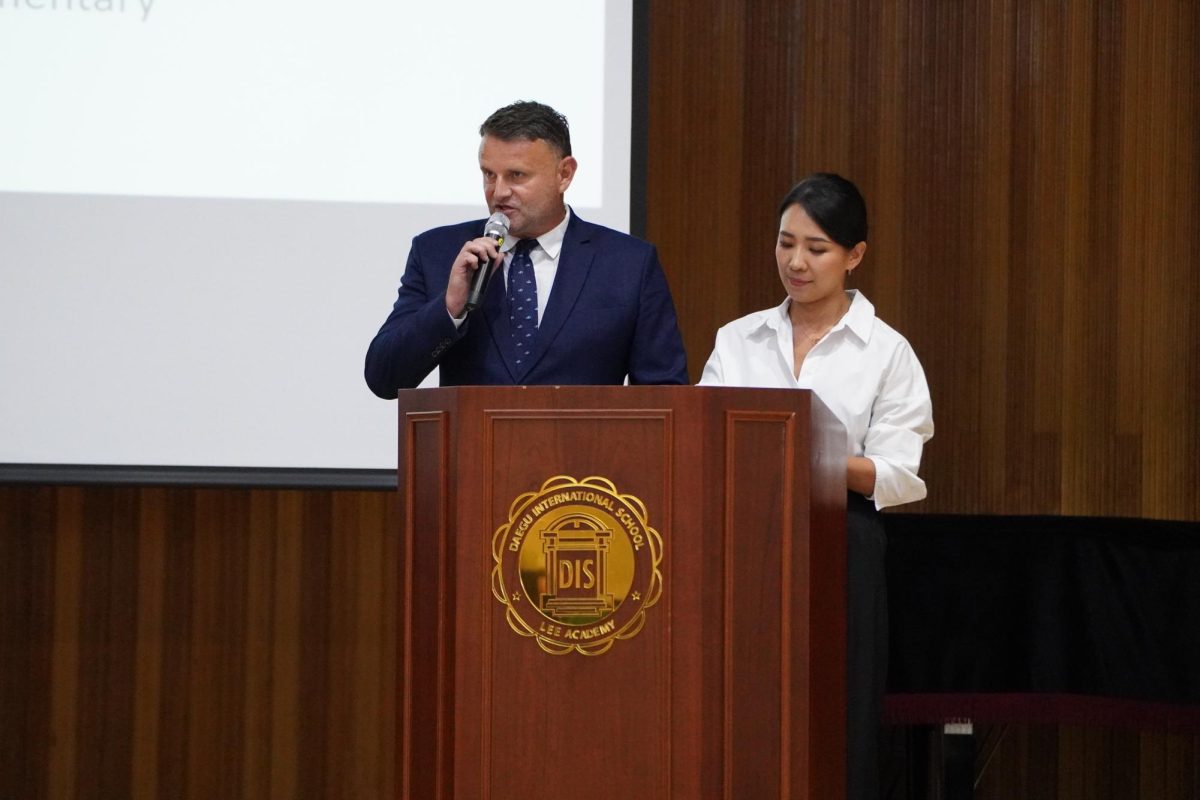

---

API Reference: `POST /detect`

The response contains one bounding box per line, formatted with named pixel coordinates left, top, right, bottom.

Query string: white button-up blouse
left=699, top=290, right=934, bottom=510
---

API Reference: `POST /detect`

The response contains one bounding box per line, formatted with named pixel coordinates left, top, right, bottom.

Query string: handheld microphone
left=465, top=212, right=510, bottom=313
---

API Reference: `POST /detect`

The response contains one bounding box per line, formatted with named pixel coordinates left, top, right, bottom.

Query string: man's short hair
left=480, top=101, right=572, bottom=158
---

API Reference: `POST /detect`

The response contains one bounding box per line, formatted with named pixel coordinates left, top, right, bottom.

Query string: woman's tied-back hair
left=778, top=173, right=868, bottom=250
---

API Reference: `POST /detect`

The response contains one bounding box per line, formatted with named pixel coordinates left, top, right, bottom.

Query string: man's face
left=479, top=135, right=577, bottom=239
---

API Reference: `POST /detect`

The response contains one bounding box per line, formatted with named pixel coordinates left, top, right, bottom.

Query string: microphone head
left=484, top=212, right=510, bottom=240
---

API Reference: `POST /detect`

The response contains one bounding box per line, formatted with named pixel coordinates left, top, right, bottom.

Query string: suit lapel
left=482, top=266, right=521, bottom=382
left=520, top=216, right=593, bottom=379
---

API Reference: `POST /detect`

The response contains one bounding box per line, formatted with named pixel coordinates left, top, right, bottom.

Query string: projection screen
left=0, top=0, right=638, bottom=482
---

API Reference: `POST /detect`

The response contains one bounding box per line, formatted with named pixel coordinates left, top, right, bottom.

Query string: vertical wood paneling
left=0, top=487, right=54, bottom=800
left=132, top=490, right=166, bottom=799
left=48, top=488, right=83, bottom=799
left=402, top=414, right=449, bottom=799
left=0, top=486, right=398, bottom=799
left=326, top=491, right=396, bottom=799
left=78, top=488, right=140, bottom=799
left=298, top=492, right=332, bottom=798
left=155, top=489, right=195, bottom=798
left=269, top=490, right=305, bottom=799
left=951, top=724, right=1200, bottom=800
left=643, top=4, right=1200, bottom=790
left=1138, top=1, right=1200, bottom=521
left=1062, top=0, right=1108, bottom=517
left=739, top=1, right=801, bottom=316
left=974, top=0, right=1017, bottom=514
left=651, top=0, right=1200, bottom=521
left=646, top=0, right=747, bottom=381
left=725, top=417, right=789, bottom=797
left=186, top=491, right=248, bottom=798
left=8, top=482, right=1181, bottom=799
left=241, top=490, right=276, bottom=799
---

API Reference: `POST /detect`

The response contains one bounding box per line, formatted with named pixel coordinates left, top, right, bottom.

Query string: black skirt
left=846, top=491, right=887, bottom=800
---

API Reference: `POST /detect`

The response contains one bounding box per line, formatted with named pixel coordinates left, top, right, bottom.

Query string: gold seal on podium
left=491, top=475, right=664, bottom=655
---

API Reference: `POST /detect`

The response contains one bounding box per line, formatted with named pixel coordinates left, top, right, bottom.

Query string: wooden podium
left=396, top=385, right=847, bottom=799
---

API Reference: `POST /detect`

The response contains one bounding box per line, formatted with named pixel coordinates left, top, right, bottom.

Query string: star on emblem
left=511, top=592, right=522, bottom=603
left=631, top=591, right=641, bottom=601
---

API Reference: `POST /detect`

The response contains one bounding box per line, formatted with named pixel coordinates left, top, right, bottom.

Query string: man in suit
left=365, top=101, right=688, bottom=398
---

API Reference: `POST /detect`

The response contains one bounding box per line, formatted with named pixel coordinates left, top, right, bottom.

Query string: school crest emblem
left=491, top=475, right=664, bottom=655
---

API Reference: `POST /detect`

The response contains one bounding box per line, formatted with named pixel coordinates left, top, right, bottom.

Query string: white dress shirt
left=699, top=290, right=934, bottom=509
left=500, top=207, right=571, bottom=324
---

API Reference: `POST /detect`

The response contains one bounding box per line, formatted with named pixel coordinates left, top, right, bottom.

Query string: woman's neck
left=789, top=291, right=851, bottom=340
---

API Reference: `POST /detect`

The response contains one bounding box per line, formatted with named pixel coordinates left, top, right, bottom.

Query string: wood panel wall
left=969, top=724, right=1199, bottom=800
left=0, top=486, right=397, bottom=799
left=648, top=0, right=1200, bottom=521
left=4, top=487, right=1198, bottom=799
left=884, top=723, right=1200, bottom=799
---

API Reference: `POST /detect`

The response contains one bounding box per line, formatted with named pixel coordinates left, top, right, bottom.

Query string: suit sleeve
left=363, top=236, right=465, bottom=399
left=626, top=245, right=689, bottom=385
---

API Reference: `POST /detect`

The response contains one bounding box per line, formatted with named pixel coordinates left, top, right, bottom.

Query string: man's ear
left=557, top=156, right=578, bottom=193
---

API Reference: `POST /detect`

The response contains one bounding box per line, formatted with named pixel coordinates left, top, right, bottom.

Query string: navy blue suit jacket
left=365, top=211, right=688, bottom=398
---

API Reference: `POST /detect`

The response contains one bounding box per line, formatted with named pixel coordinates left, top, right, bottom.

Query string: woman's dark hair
left=777, top=173, right=868, bottom=249
left=480, top=101, right=572, bottom=158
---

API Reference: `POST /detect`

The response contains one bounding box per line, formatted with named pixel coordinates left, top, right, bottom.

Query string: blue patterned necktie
left=507, top=238, right=538, bottom=368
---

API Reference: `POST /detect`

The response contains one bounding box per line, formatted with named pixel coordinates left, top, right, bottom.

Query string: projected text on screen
left=0, top=0, right=606, bottom=206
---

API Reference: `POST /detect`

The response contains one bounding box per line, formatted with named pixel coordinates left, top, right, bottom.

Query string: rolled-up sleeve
left=864, top=343, right=934, bottom=509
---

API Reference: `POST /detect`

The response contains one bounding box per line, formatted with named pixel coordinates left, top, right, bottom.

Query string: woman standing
left=699, top=173, right=934, bottom=800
